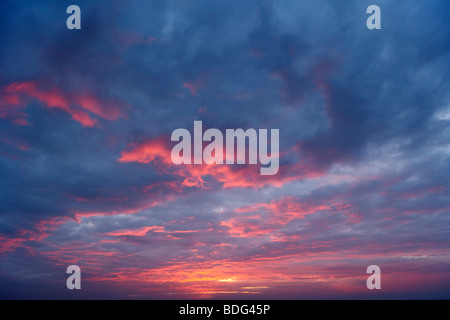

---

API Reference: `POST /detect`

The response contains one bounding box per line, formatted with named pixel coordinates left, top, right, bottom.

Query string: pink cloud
left=183, top=82, right=201, bottom=96
left=118, top=136, right=325, bottom=190
left=104, top=225, right=166, bottom=237
left=0, top=81, right=130, bottom=127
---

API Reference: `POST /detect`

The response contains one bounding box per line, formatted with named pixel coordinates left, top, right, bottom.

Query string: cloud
left=0, top=81, right=130, bottom=127
left=103, top=225, right=165, bottom=237
left=0, top=0, right=449, bottom=299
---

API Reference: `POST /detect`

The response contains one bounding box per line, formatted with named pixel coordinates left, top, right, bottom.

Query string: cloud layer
left=0, top=0, right=449, bottom=299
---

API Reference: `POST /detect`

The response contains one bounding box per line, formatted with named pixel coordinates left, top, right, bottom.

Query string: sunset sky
left=1, top=0, right=449, bottom=299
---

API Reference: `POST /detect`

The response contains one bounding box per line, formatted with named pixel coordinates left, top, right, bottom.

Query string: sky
left=0, top=0, right=449, bottom=299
